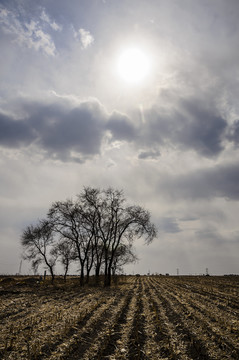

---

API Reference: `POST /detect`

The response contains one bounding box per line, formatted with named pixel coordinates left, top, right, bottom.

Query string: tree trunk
left=104, top=259, right=113, bottom=287
left=64, top=261, right=69, bottom=282
left=95, top=265, right=100, bottom=277
left=104, top=257, right=109, bottom=286
left=105, top=266, right=111, bottom=287
left=86, top=269, right=90, bottom=284
left=95, top=265, right=100, bottom=284
left=80, top=266, right=85, bottom=286
left=49, top=266, right=55, bottom=284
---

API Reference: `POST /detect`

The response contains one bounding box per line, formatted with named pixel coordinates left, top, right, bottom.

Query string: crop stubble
left=0, top=275, right=238, bottom=359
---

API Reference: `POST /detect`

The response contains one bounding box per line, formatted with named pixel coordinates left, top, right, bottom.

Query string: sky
left=0, top=0, right=239, bottom=276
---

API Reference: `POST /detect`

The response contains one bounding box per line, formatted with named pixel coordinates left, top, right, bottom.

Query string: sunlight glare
left=117, top=48, right=151, bottom=85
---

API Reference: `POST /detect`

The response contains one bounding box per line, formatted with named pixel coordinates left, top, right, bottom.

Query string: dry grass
left=0, top=275, right=239, bottom=359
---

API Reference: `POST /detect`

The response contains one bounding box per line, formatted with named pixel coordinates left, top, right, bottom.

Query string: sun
left=117, top=48, right=151, bottom=85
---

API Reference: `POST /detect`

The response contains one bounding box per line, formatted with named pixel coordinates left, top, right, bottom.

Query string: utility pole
left=177, top=268, right=179, bottom=276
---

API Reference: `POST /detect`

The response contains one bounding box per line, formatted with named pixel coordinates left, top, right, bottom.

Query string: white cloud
left=74, top=28, right=94, bottom=49
left=40, top=9, right=62, bottom=32
left=25, top=21, right=57, bottom=56
left=0, top=5, right=57, bottom=56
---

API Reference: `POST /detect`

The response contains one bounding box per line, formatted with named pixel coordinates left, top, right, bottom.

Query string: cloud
left=195, top=224, right=239, bottom=248
left=36, top=100, right=106, bottom=160
left=0, top=112, right=35, bottom=148
left=40, top=9, right=62, bottom=32
left=107, top=111, right=136, bottom=142
left=227, top=120, right=239, bottom=146
left=1, top=92, right=230, bottom=165
left=179, top=215, right=198, bottom=222
left=158, top=217, right=181, bottom=234
left=158, top=162, right=239, bottom=201
left=0, top=97, right=146, bottom=163
left=141, top=96, right=228, bottom=158
left=0, top=98, right=109, bottom=162
left=176, top=99, right=227, bottom=157
left=0, top=5, right=58, bottom=56
left=74, top=28, right=94, bottom=49
left=138, top=149, right=160, bottom=160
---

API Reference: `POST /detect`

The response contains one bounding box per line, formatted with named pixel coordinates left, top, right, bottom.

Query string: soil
left=0, top=275, right=238, bottom=359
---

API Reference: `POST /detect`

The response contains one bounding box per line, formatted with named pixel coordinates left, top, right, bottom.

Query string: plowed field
left=0, top=275, right=238, bottom=359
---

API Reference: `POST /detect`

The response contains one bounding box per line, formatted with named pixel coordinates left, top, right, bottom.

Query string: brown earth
left=0, top=275, right=238, bottom=359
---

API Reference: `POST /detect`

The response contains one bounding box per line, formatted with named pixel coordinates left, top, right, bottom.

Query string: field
left=0, top=275, right=239, bottom=360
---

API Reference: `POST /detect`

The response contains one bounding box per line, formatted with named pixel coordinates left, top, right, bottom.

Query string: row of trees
left=21, top=187, right=157, bottom=286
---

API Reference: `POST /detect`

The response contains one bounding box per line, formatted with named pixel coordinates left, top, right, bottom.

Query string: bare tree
left=80, top=187, right=157, bottom=286
left=98, top=188, right=157, bottom=286
left=52, top=240, right=75, bottom=281
left=48, top=199, right=95, bottom=286
left=85, top=240, right=95, bottom=284
left=111, top=243, right=138, bottom=276
left=78, top=187, right=104, bottom=282
left=21, top=220, right=57, bottom=283
left=21, top=187, right=157, bottom=287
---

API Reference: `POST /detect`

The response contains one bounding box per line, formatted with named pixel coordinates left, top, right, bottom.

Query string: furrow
left=150, top=280, right=233, bottom=359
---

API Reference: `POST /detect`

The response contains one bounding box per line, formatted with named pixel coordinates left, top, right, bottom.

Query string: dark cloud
left=0, top=94, right=230, bottom=163
left=139, top=106, right=170, bottom=147
left=158, top=217, right=181, bottom=234
left=227, top=120, right=239, bottom=146
left=138, top=148, right=160, bottom=160
left=0, top=98, right=145, bottom=162
left=159, top=162, right=239, bottom=201
left=0, top=99, right=108, bottom=161
left=179, top=216, right=198, bottom=222
left=141, top=97, right=227, bottom=158
left=34, top=101, right=106, bottom=158
left=177, top=100, right=227, bottom=157
left=0, top=112, right=35, bottom=147
left=107, top=111, right=136, bottom=142
left=195, top=226, right=239, bottom=248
